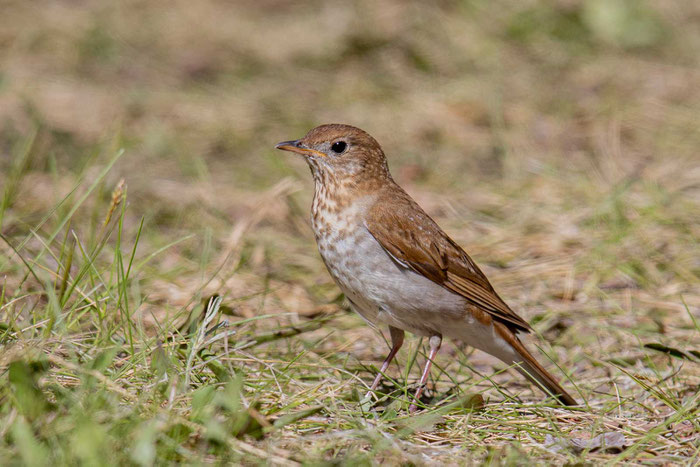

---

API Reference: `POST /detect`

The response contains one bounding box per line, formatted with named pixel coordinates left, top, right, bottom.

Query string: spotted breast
left=311, top=184, right=468, bottom=338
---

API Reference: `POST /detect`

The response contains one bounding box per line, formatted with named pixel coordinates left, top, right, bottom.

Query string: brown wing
left=365, top=190, right=532, bottom=333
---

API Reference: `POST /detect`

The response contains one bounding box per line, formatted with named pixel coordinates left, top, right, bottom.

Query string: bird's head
left=275, top=124, right=391, bottom=185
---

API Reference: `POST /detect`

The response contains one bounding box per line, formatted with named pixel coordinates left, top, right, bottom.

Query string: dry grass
left=1, top=0, right=699, bottom=464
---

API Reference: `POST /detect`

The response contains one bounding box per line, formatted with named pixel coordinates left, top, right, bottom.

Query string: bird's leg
left=365, top=326, right=405, bottom=399
left=409, top=334, right=442, bottom=413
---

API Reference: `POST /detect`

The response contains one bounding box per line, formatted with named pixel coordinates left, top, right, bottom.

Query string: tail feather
left=494, top=322, right=578, bottom=406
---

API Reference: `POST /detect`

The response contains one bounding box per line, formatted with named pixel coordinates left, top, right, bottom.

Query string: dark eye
left=331, top=141, right=347, bottom=154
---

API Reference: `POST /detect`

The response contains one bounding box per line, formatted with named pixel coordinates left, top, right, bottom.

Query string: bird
left=275, top=124, right=577, bottom=411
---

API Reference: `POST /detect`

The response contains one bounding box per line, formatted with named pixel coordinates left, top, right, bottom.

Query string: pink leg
left=409, top=335, right=442, bottom=413
left=365, top=327, right=405, bottom=398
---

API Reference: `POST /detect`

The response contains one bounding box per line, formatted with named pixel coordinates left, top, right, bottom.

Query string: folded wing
left=365, top=192, right=532, bottom=333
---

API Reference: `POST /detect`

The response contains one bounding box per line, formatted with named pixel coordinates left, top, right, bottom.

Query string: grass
left=1, top=0, right=699, bottom=464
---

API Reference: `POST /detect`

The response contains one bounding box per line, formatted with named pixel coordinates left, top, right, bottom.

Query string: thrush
left=276, top=124, right=578, bottom=411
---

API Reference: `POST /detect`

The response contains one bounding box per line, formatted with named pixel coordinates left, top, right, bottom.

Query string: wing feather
left=365, top=192, right=532, bottom=333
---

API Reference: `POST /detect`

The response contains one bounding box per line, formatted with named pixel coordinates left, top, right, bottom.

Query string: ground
left=0, top=0, right=699, bottom=464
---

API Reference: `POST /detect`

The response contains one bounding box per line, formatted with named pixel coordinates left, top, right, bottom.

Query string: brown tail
left=494, top=322, right=578, bottom=406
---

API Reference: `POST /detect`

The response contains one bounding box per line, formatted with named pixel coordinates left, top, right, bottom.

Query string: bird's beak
left=275, top=139, right=326, bottom=158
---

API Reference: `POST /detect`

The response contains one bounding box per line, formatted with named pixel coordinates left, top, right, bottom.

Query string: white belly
left=313, top=205, right=467, bottom=337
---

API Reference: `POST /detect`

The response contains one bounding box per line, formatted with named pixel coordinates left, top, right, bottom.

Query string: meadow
left=1, top=0, right=699, bottom=464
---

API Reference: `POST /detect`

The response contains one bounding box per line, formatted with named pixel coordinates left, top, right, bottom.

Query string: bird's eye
left=331, top=141, right=347, bottom=154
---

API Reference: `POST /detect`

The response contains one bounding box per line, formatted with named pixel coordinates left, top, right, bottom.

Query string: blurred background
left=2, top=0, right=698, bottom=312
left=3, top=0, right=698, bottom=182
left=0, top=0, right=699, bottom=462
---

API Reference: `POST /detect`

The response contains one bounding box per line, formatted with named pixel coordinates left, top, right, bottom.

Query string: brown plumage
left=276, top=123, right=577, bottom=410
